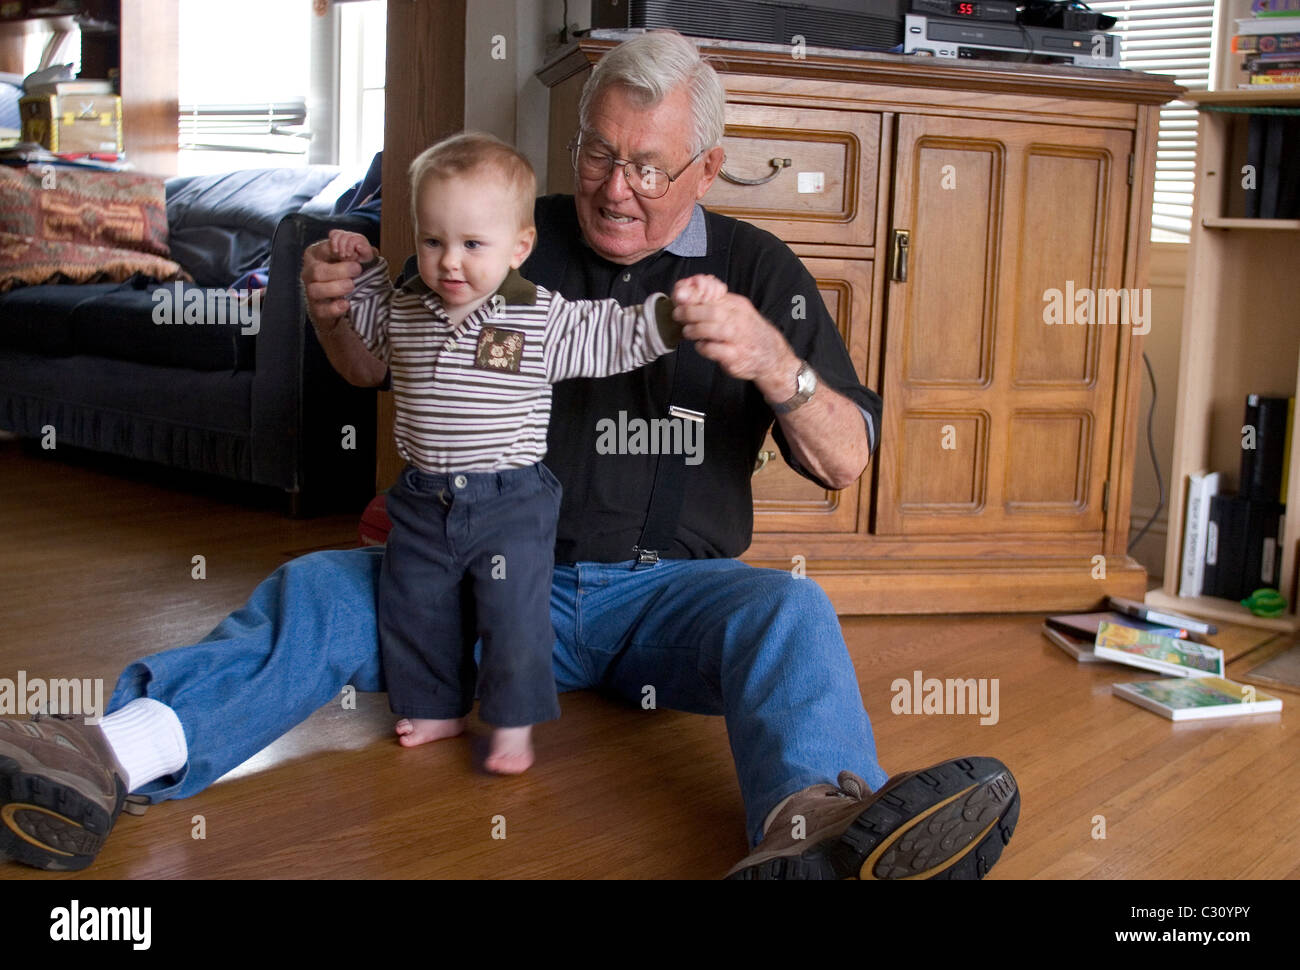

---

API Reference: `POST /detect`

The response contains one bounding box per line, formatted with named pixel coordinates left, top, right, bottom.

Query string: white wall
left=1129, top=243, right=1189, bottom=580
left=464, top=0, right=588, bottom=190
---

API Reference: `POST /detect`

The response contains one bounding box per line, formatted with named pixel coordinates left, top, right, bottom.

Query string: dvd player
left=903, top=13, right=1121, bottom=67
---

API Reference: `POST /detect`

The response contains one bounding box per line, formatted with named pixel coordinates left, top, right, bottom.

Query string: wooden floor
left=1, top=436, right=1297, bottom=880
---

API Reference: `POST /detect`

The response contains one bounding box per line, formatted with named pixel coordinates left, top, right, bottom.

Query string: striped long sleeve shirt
left=348, top=258, right=681, bottom=473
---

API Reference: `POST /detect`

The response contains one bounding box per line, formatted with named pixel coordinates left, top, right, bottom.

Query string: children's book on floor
left=1112, top=676, right=1283, bottom=721
left=1041, top=623, right=1106, bottom=662
left=1093, top=621, right=1225, bottom=678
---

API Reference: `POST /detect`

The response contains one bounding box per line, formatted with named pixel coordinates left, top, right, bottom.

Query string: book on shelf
left=1236, top=15, right=1300, bottom=34
left=1281, top=398, right=1294, bottom=501
left=1112, top=677, right=1283, bottom=721
left=1241, top=395, right=1291, bottom=503
left=1202, top=495, right=1285, bottom=602
left=1179, top=471, right=1220, bottom=598
left=1243, top=117, right=1300, bottom=219
left=22, top=79, right=114, bottom=98
left=1093, top=621, right=1225, bottom=679
left=1249, top=502, right=1286, bottom=592
left=1253, top=0, right=1300, bottom=16
left=1232, top=33, right=1300, bottom=54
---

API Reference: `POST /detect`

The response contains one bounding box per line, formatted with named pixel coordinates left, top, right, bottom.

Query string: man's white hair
left=577, top=30, right=725, bottom=157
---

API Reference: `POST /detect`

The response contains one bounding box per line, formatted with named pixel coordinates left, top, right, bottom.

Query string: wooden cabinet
left=539, top=37, right=1179, bottom=615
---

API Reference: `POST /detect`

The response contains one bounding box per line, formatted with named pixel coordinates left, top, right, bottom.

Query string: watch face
left=796, top=364, right=816, bottom=396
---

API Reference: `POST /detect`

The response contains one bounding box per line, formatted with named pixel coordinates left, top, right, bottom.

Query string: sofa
left=0, top=163, right=380, bottom=514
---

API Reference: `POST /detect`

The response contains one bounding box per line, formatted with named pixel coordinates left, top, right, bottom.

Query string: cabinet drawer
left=705, top=103, right=880, bottom=249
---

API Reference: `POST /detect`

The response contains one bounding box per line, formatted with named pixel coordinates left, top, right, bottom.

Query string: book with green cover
left=1113, top=677, right=1283, bottom=721
left=1093, top=621, right=1225, bottom=678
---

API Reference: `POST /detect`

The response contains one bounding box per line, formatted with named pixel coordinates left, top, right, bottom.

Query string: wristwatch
left=770, top=360, right=817, bottom=414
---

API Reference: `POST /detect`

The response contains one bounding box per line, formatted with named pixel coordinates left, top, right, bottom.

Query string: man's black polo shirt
left=520, top=194, right=881, bottom=564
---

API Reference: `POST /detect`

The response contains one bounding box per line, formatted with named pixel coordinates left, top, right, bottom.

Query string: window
left=336, top=0, right=386, bottom=172
left=176, top=0, right=384, bottom=177
left=177, top=0, right=313, bottom=175
left=1089, top=1, right=1217, bottom=242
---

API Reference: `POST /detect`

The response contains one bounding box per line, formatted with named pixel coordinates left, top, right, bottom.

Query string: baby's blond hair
left=408, top=131, right=536, bottom=232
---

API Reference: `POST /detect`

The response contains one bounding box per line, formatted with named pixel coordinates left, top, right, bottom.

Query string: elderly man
left=0, top=31, right=1018, bottom=879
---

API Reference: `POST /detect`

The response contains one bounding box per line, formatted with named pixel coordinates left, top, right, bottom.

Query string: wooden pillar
left=119, top=0, right=177, bottom=176
left=0, top=24, right=26, bottom=75
left=376, top=0, right=466, bottom=490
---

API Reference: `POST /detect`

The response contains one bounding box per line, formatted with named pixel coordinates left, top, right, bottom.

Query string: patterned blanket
left=0, top=165, right=188, bottom=292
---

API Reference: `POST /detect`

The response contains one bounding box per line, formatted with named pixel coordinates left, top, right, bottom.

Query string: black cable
left=1128, top=350, right=1164, bottom=555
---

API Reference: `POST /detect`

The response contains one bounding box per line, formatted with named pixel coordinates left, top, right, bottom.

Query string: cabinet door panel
left=753, top=257, right=873, bottom=534
left=905, top=140, right=1000, bottom=385
left=876, top=115, right=1131, bottom=536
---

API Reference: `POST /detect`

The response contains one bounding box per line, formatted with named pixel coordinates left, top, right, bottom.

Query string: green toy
left=1241, top=588, right=1287, bottom=618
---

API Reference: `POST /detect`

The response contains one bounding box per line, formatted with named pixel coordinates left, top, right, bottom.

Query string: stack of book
left=1233, top=1, right=1300, bottom=87
left=1043, top=597, right=1284, bottom=721
left=1178, top=395, right=1292, bottom=603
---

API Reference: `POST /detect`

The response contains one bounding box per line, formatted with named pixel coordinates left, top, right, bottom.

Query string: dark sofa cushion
left=73, top=280, right=254, bottom=372
left=166, top=167, right=339, bottom=286
left=0, top=278, right=253, bottom=371
left=0, top=283, right=119, bottom=357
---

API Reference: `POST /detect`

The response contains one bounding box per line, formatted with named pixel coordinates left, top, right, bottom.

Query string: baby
left=323, top=131, right=723, bottom=773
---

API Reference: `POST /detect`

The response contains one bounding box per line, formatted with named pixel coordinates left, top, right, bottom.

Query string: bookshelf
left=1147, top=90, right=1300, bottom=632
left=0, top=0, right=176, bottom=174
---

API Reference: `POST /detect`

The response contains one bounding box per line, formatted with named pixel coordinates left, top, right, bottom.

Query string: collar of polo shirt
left=398, top=265, right=540, bottom=309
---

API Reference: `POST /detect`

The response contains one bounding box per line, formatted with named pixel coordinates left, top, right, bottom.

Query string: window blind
left=1089, top=1, right=1216, bottom=241
left=178, top=99, right=311, bottom=155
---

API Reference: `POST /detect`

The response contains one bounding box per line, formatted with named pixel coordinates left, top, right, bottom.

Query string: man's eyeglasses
left=569, top=139, right=703, bottom=200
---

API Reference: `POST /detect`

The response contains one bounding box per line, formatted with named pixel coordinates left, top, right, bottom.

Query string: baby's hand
left=673, top=274, right=728, bottom=306
left=328, top=229, right=375, bottom=267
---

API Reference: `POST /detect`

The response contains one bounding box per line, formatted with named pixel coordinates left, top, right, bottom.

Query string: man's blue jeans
left=107, top=547, right=890, bottom=846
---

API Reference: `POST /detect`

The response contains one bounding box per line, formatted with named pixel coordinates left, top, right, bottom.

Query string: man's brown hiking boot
left=0, top=712, right=128, bottom=871
left=726, top=756, right=1019, bottom=880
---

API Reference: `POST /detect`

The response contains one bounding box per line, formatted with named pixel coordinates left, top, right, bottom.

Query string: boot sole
left=728, top=756, right=1019, bottom=880
left=0, top=755, right=123, bottom=871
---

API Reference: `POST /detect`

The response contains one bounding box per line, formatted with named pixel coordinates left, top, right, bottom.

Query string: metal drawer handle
left=753, top=449, right=777, bottom=474
left=721, top=158, right=792, bottom=186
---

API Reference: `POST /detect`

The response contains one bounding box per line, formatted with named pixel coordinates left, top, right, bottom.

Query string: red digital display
left=955, top=2, right=979, bottom=14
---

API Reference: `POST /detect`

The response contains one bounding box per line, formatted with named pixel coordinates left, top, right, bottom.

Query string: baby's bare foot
left=484, top=725, right=534, bottom=774
left=395, top=716, right=466, bottom=747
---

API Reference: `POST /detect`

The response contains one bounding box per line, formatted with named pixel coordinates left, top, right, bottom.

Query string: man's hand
left=672, top=273, right=728, bottom=307
left=671, top=284, right=871, bottom=490
left=300, top=234, right=388, bottom=387
left=302, top=236, right=367, bottom=336
left=670, top=284, right=799, bottom=402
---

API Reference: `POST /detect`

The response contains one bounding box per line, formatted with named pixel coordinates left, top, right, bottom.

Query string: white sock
left=99, top=698, right=189, bottom=793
